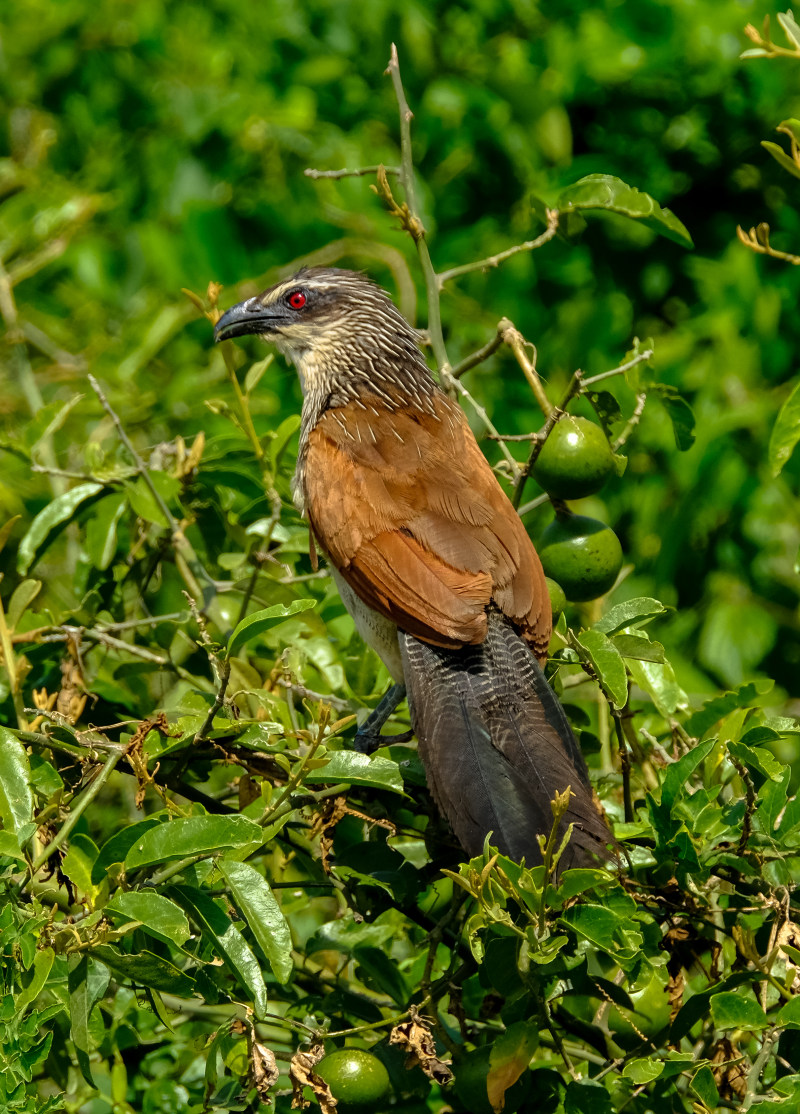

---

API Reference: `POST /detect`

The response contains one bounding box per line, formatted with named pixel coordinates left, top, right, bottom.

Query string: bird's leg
left=353, top=683, right=413, bottom=753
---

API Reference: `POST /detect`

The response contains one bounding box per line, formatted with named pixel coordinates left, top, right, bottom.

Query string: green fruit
left=538, top=514, right=623, bottom=602
left=532, top=416, right=616, bottom=499
left=316, top=1049, right=391, bottom=1112
left=545, top=576, right=567, bottom=621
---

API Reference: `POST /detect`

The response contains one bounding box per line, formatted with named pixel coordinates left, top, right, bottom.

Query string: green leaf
left=684, top=679, right=774, bottom=739
left=303, top=749, right=404, bottom=793
left=0, top=726, right=34, bottom=845
left=218, top=861, right=293, bottom=984
left=6, top=579, right=42, bottom=630
left=17, top=482, right=103, bottom=573
left=0, top=830, right=27, bottom=860
left=130, top=471, right=182, bottom=527
left=92, top=818, right=162, bottom=883
left=125, top=815, right=262, bottom=872
left=652, top=384, right=696, bottom=450
left=626, top=655, right=687, bottom=716
left=16, top=946, right=55, bottom=1015
left=270, top=413, right=300, bottom=472
left=557, top=173, right=693, bottom=248
left=661, top=738, right=717, bottom=809
left=170, top=884, right=268, bottom=1018
left=226, top=599, right=317, bottom=657
left=106, top=892, right=191, bottom=947
left=68, top=954, right=110, bottom=1084
left=92, top=945, right=196, bottom=996
left=85, top=492, right=126, bottom=570
left=62, top=834, right=101, bottom=902
left=778, top=11, right=800, bottom=48
left=769, top=380, right=800, bottom=476
left=777, top=997, right=800, bottom=1029
left=612, top=633, right=666, bottom=664
left=594, top=597, right=668, bottom=636
left=709, top=990, right=769, bottom=1030
left=622, top=1058, right=664, bottom=1085
left=577, top=630, right=628, bottom=708
left=564, top=1079, right=613, bottom=1114
left=244, top=353, right=273, bottom=396
left=353, top=944, right=408, bottom=1005
left=487, top=1020, right=539, bottom=1113
left=728, top=741, right=785, bottom=782
left=760, top=140, right=800, bottom=180
left=691, top=1065, right=720, bottom=1109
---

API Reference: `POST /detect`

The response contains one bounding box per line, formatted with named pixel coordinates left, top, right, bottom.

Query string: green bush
left=1, top=3, right=799, bottom=1112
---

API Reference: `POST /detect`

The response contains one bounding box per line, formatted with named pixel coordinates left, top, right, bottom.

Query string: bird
left=214, top=267, right=613, bottom=867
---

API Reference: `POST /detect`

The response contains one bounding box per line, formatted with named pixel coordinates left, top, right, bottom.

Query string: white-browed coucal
left=214, top=267, right=612, bottom=866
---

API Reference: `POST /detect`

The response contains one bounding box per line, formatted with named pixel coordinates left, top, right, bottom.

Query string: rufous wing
left=303, top=392, right=551, bottom=659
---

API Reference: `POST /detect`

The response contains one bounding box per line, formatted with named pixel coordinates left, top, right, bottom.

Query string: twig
left=0, top=579, right=25, bottom=727
left=517, top=492, right=551, bottom=516
left=22, top=747, right=124, bottom=889
left=612, top=391, right=647, bottom=450
left=737, top=1028, right=780, bottom=1113
left=612, top=708, right=635, bottom=824
left=304, top=165, right=401, bottom=180
left=500, top=318, right=553, bottom=415
left=737, top=223, right=800, bottom=265
left=88, top=374, right=179, bottom=532
left=438, top=209, right=559, bottom=288
left=274, top=678, right=351, bottom=713
left=385, top=44, right=451, bottom=375
left=451, top=330, right=504, bottom=379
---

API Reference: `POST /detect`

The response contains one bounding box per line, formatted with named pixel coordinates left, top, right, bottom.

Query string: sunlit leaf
left=557, top=174, right=693, bottom=248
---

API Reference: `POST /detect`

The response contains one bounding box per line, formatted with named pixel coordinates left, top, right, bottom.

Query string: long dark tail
left=399, top=609, right=612, bottom=868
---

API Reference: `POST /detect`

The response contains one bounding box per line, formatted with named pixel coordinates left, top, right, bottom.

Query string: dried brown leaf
left=290, top=1044, right=337, bottom=1113
left=389, top=1006, right=453, bottom=1085
left=251, top=1040, right=280, bottom=1104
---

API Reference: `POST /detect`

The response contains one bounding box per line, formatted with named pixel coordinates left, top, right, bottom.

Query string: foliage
left=1, top=2, right=800, bottom=1113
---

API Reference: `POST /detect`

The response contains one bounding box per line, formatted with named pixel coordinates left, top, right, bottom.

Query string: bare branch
left=438, top=209, right=559, bottom=288
left=304, top=165, right=401, bottom=180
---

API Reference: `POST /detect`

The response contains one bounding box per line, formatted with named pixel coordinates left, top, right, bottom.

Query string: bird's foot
left=352, top=683, right=412, bottom=754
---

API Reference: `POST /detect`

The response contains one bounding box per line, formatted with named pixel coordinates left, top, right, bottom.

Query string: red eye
left=288, top=290, right=306, bottom=310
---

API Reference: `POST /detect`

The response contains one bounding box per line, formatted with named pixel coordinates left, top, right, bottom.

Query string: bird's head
left=214, top=267, right=433, bottom=400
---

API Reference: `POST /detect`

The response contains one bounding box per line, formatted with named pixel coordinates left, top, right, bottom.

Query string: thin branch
left=22, top=747, right=124, bottom=889
left=737, top=222, right=800, bottom=265
left=612, top=391, right=647, bottom=450
left=304, top=165, right=401, bottom=180
left=88, top=374, right=178, bottom=531
left=385, top=44, right=451, bottom=375
left=451, top=330, right=503, bottom=379
left=499, top=318, right=552, bottom=415
left=438, top=209, right=560, bottom=288
left=88, top=373, right=215, bottom=595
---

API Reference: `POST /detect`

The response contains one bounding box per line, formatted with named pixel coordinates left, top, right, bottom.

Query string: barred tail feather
left=399, top=609, right=612, bottom=867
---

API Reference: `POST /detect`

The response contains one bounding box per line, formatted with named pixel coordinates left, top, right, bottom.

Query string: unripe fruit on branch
left=538, top=513, right=623, bottom=602
left=532, top=415, right=616, bottom=499
left=315, top=1049, right=392, bottom=1112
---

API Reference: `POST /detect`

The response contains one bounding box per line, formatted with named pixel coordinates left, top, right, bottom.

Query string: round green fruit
left=532, top=416, right=616, bottom=499
left=545, top=577, right=567, bottom=621
left=538, top=514, right=623, bottom=602
left=315, top=1049, right=391, bottom=1112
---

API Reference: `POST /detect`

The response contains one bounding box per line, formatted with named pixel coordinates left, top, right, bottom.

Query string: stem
left=386, top=44, right=450, bottom=374
left=0, top=580, right=25, bottom=727
left=22, top=747, right=124, bottom=888
left=304, top=165, right=401, bottom=180
left=500, top=318, right=553, bottom=416
left=438, top=210, right=559, bottom=288
left=451, top=330, right=503, bottom=380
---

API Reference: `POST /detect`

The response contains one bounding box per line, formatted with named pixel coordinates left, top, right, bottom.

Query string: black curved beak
left=214, top=297, right=287, bottom=343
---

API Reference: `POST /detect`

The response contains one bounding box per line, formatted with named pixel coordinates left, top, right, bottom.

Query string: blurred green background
left=2, top=0, right=800, bottom=704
